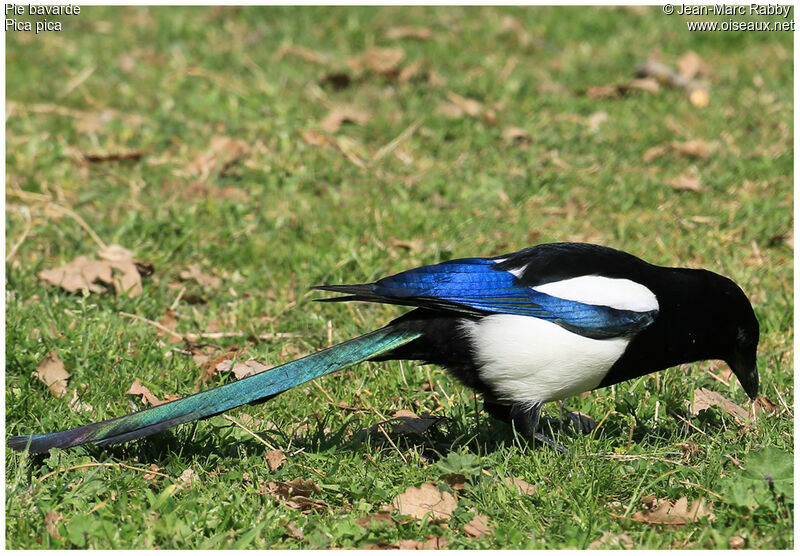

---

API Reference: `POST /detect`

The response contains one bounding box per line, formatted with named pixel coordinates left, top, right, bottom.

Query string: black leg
left=511, top=402, right=568, bottom=453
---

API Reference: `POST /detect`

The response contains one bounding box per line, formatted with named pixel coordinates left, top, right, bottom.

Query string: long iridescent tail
left=8, top=326, right=420, bottom=453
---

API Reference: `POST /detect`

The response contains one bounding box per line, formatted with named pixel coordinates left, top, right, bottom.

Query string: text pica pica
left=9, top=242, right=759, bottom=453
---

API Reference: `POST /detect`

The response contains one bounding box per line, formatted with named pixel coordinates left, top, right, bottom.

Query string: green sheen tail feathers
left=8, top=326, right=420, bottom=454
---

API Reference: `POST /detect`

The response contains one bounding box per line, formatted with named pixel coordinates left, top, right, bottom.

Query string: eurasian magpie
left=9, top=242, right=759, bottom=453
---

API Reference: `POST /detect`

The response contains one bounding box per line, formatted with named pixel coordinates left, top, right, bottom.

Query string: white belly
left=461, top=315, right=630, bottom=403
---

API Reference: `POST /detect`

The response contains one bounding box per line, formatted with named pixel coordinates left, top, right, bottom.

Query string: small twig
left=6, top=209, right=33, bottom=262
left=169, top=286, right=186, bottom=311
left=679, top=480, right=723, bottom=499
left=39, top=462, right=175, bottom=483
left=377, top=424, right=408, bottom=464
left=119, top=311, right=294, bottom=343
left=772, top=384, right=793, bottom=418
left=222, top=414, right=277, bottom=450
left=372, top=119, right=421, bottom=163
left=310, top=379, right=336, bottom=405
left=666, top=407, right=713, bottom=440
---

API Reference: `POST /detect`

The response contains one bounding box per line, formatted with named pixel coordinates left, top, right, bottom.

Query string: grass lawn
left=5, top=6, right=793, bottom=549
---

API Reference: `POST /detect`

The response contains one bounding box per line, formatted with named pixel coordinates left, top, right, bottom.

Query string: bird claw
left=534, top=432, right=568, bottom=454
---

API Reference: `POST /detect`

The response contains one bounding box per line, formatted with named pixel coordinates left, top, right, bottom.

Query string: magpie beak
left=727, top=350, right=759, bottom=401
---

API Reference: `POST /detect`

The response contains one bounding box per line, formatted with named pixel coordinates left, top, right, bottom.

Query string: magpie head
left=713, top=274, right=760, bottom=400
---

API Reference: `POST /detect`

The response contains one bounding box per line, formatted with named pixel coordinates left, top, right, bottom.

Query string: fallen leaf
left=671, top=139, right=711, bottom=158
left=34, top=350, right=70, bottom=398
left=464, top=512, right=495, bottom=538
left=286, top=520, right=304, bottom=539
left=630, top=496, right=714, bottom=525
left=117, top=54, right=136, bottom=73
left=587, top=78, right=659, bottom=98
left=265, top=449, right=287, bottom=472
left=227, top=359, right=272, bottom=380
left=38, top=246, right=148, bottom=298
left=384, top=26, right=433, bottom=41
left=179, top=264, right=222, bottom=290
left=274, top=44, right=329, bottom=65
left=666, top=174, right=704, bottom=192
left=127, top=379, right=180, bottom=407
left=398, top=59, right=424, bottom=83
left=753, top=395, right=779, bottom=416
left=442, top=473, right=467, bottom=491
left=388, top=237, right=424, bottom=252
left=349, top=47, right=405, bottom=77
left=261, top=478, right=327, bottom=512
left=67, top=389, right=93, bottom=413
left=586, top=111, right=609, bottom=132
left=503, top=477, right=537, bottom=495
left=437, top=92, right=496, bottom=124
left=142, top=463, right=163, bottom=481
left=392, top=482, right=457, bottom=521
left=503, top=126, right=530, bottom=141
left=84, top=149, right=146, bottom=163
left=393, top=409, right=418, bottom=419
left=363, top=536, right=448, bottom=549
left=589, top=532, right=634, bottom=549
left=179, top=468, right=200, bottom=486
left=692, top=387, right=750, bottom=425
left=44, top=509, right=63, bottom=540
left=356, top=510, right=394, bottom=528
left=320, top=105, right=371, bottom=133
left=677, top=51, right=704, bottom=78
left=185, top=136, right=250, bottom=180
left=729, top=535, right=745, bottom=549
left=642, top=144, right=671, bottom=162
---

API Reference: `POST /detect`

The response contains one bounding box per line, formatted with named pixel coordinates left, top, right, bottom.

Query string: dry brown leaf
left=642, top=144, right=671, bottom=163
left=622, top=77, right=660, bottom=94
left=127, top=379, right=180, bottom=407
left=356, top=510, right=394, bottom=528
left=34, top=350, right=70, bottom=398
left=464, top=512, right=495, bottom=538
left=392, top=482, right=457, bottom=521
left=666, top=174, right=704, bottom=192
left=589, top=532, right=634, bottom=549
left=692, top=387, right=750, bottom=425
left=275, top=44, right=329, bottom=65
left=44, top=509, right=63, bottom=540
left=285, top=520, right=304, bottom=539
left=38, top=246, right=147, bottom=298
left=265, top=449, right=287, bottom=472
left=671, top=139, right=711, bottom=158
left=442, top=473, right=467, bottom=491
left=349, top=47, right=405, bottom=77
left=631, top=496, right=714, bottom=525
left=224, top=359, right=272, bottom=380
left=261, top=478, right=327, bottom=512
left=503, top=126, right=530, bottom=141
left=586, top=111, right=609, bottom=132
left=587, top=78, right=659, bottom=98
left=385, top=26, right=433, bottom=41
left=84, top=149, right=146, bottom=163
left=677, top=51, right=704, bottom=78
left=388, top=237, right=424, bottom=252
left=398, top=59, right=424, bottom=83
left=437, top=92, right=496, bottom=124
left=179, top=468, right=200, bottom=486
left=729, top=535, right=745, bottom=549
left=320, top=106, right=371, bottom=133
left=363, top=536, right=448, bottom=550
left=503, top=476, right=537, bottom=495
left=301, top=129, right=327, bottom=146
left=185, top=136, right=250, bottom=179
left=179, top=264, right=222, bottom=290
left=142, top=463, right=163, bottom=481
left=753, top=395, right=779, bottom=416
left=67, top=388, right=93, bottom=413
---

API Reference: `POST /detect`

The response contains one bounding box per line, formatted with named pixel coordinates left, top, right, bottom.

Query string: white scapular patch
left=532, top=276, right=659, bottom=313
left=461, top=314, right=630, bottom=403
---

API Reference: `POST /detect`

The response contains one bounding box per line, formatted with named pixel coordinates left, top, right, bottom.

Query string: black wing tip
left=8, top=435, right=32, bottom=452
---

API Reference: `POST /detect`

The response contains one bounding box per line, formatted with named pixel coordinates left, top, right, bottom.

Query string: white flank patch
left=462, top=315, right=629, bottom=403
left=532, top=276, right=658, bottom=313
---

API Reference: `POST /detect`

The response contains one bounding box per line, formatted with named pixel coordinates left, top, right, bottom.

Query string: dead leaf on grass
left=67, top=388, right=93, bottom=413
left=349, top=47, right=405, bottom=78
left=356, top=510, right=394, bottom=528
left=84, top=149, right=147, bottom=163
left=677, top=51, right=705, bottom=78
left=301, top=129, right=328, bottom=146
left=274, top=44, right=329, bottom=65
left=34, top=350, right=70, bottom=398
left=363, top=536, right=448, bottom=549
left=392, top=482, right=457, bottom=521
left=692, top=387, right=750, bottom=425
left=644, top=139, right=712, bottom=162
left=630, top=496, right=714, bottom=525
left=437, top=92, right=496, bottom=124
left=666, top=174, right=704, bottom=192
left=464, top=512, right=495, bottom=538
left=388, top=237, right=424, bottom=252
left=38, top=246, right=148, bottom=298
left=320, top=105, right=371, bottom=133
left=127, top=379, right=181, bottom=407
left=503, top=126, right=530, bottom=141
left=261, top=478, right=328, bottom=512
left=503, top=476, right=537, bottom=495
left=586, top=111, right=609, bottom=132
left=217, top=358, right=273, bottom=380
left=265, top=449, right=287, bottom=472
left=586, top=77, right=660, bottom=99
left=44, top=509, right=63, bottom=540
left=385, top=26, right=434, bottom=41
left=185, top=136, right=250, bottom=180
left=753, top=395, right=779, bottom=416
left=179, top=468, right=200, bottom=486
left=442, top=473, right=467, bottom=491
left=179, top=264, right=222, bottom=290
left=589, top=532, right=634, bottom=549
